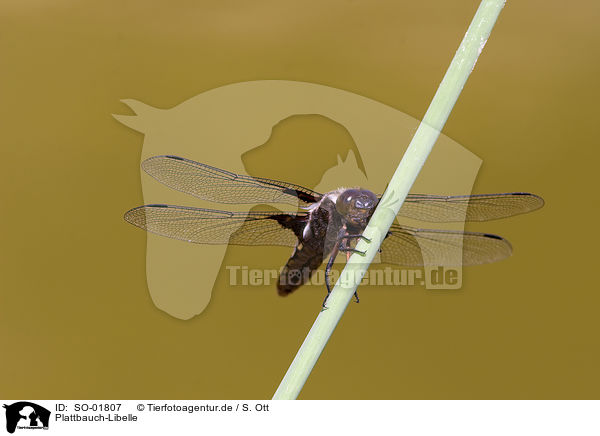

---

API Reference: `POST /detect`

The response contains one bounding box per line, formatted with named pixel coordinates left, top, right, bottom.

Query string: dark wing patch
left=397, top=192, right=544, bottom=222
left=380, top=223, right=512, bottom=266
left=124, top=204, right=306, bottom=247
left=141, top=155, right=322, bottom=206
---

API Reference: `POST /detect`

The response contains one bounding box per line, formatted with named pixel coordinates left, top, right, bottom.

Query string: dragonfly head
left=336, top=189, right=378, bottom=226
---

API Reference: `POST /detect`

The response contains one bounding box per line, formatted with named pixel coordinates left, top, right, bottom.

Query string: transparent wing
left=399, top=192, right=544, bottom=222
left=141, top=155, right=322, bottom=206
left=124, top=204, right=307, bottom=247
left=125, top=206, right=512, bottom=266
left=379, top=223, right=513, bottom=266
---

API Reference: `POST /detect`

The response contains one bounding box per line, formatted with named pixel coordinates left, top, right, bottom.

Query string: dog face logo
left=114, top=80, right=481, bottom=319
left=3, top=402, right=50, bottom=433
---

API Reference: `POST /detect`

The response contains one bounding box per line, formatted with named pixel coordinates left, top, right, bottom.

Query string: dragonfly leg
left=338, top=232, right=375, bottom=256
left=340, top=234, right=371, bottom=244
left=323, top=247, right=339, bottom=308
left=338, top=247, right=367, bottom=256
left=322, top=228, right=366, bottom=308
left=341, top=239, right=360, bottom=303
left=375, top=231, right=393, bottom=253
left=323, top=254, right=360, bottom=306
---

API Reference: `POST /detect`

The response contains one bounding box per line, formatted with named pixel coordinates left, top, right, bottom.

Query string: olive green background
left=1, top=0, right=598, bottom=399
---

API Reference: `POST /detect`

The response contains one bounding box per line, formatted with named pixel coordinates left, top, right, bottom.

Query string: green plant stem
left=272, top=0, right=506, bottom=400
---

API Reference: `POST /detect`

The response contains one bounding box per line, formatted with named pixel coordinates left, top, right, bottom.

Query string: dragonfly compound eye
left=336, top=189, right=360, bottom=215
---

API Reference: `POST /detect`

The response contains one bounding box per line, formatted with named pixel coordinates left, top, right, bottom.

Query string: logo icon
left=114, top=80, right=482, bottom=319
left=3, top=402, right=50, bottom=434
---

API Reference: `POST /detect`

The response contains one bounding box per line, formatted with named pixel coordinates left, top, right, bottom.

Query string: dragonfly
left=124, top=155, right=544, bottom=306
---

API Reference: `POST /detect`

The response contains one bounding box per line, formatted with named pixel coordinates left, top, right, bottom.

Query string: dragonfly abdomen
left=277, top=244, right=324, bottom=296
